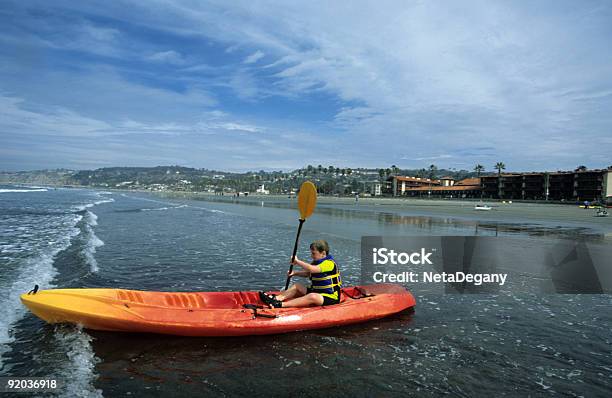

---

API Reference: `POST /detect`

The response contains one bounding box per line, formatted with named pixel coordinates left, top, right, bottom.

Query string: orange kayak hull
left=20, top=284, right=415, bottom=336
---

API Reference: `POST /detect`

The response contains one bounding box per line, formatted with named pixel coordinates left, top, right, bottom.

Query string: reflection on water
left=91, top=312, right=416, bottom=397
left=163, top=193, right=608, bottom=242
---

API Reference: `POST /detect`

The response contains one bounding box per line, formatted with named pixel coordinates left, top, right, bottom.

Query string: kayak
left=20, top=283, right=415, bottom=336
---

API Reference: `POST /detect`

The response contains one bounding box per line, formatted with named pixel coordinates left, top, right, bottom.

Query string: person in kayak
left=260, top=239, right=341, bottom=308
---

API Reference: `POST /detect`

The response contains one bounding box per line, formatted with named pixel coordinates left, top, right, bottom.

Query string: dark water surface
left=1, top=187, right=611, bottom=397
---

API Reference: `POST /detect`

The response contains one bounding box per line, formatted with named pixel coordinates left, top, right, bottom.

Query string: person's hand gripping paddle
left=284, top=181, right=317, bottom=290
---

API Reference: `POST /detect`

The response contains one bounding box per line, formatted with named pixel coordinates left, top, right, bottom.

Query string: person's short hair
left=310, top=240, right=329, bottom=255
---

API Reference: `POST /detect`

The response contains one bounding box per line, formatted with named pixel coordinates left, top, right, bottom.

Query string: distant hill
left=0, top=165, right=491, bottom=194
left=0, top=169, right=76, bottom=185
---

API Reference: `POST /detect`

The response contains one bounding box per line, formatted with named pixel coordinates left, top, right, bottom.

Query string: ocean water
left=0, top=186, right=611, bottom=397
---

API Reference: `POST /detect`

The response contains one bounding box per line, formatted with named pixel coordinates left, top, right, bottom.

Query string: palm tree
left=494, top=162, right=505, bottom=198
left=474, top=164, right=485, bottom=199
left=494, top=162, right=505, bottom=175
left=428, top=164, right=437, bottom=198
left=317, top=165, right=323, bottom=174
left=428, top=164, right=437, bottom=179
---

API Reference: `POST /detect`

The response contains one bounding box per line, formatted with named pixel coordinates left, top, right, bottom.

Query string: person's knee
left=306, top=293, right=324, bottom=305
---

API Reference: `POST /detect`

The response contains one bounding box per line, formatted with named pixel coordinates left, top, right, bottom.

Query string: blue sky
left=1, top=0, right=611, bottom=172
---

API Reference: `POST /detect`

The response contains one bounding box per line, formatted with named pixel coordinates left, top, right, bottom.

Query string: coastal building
left=605, top=171, right=612, bottom=201
left=481, top=168, right=612, bottom=201
left=256, top=184, right=269, bottom=194
left=387, top=167, right=611, bottom=202
left=574, top=169, right=605, bottom=201
left=387, top=176, right=481, bottom=198
left=547, top=172, right=574, bottom=200
left=374, top=182, right=382, bottom=196
left=404, top=177, right=482, bottom=198
left=363, top=181, right=383, bottom=196
left=389, top=176, right=441, bottom=196
left=439, top=176, right=455, bottom=187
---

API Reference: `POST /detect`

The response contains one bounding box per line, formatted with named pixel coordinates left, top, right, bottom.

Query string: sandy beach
left=155, top=191, right=612, bottom=234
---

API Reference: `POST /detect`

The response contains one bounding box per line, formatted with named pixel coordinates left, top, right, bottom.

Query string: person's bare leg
left=276, top=283, right=306, bottom=301
left=282, top=293, right=324, bottom=308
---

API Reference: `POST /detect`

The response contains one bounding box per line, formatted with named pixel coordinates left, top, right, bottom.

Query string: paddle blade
left=297, top=181, right=317, bottom=219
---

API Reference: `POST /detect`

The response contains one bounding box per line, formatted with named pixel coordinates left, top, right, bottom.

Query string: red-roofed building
left=388, top=176, right=440, bottom=196
left=387, top=175, right=481, bottom=198
left=439, top=176, right=455, bottom=186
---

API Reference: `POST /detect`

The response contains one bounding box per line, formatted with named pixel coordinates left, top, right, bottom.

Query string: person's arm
left=291, top=256, right=322, bottom=273
left=288, top=270, right=310, bottom=278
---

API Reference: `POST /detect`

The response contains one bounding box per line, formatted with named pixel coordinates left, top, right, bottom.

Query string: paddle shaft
left=285, top=218, right=305, bottom=290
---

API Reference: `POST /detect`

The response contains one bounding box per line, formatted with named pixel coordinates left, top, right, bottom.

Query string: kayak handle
left=343, top=287, right=374, bottom=300
left=243, top=304, right=277, bottom=319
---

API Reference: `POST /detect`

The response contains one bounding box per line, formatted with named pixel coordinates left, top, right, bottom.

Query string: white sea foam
left=141, top=204, right=188, bottom=212
left=74, top=197, right=114, bottom=212
left=0, top=189, right=48, bottom=193
left=119, top=194, right=177, bottom=206
left=53, top=326, right=103, bottom=398
left=74, top=203, right=94, bottom=212
left=88, top=211, right=98, bottom=226
left=15, top=185, right=47, bottom=189
left=187, top=205, right=235, bottom=216
left=83, top=211, right=104, bottom=273
left=0, top=215, right=82, bottom=370
left=94, top=198, right=114, bottom=206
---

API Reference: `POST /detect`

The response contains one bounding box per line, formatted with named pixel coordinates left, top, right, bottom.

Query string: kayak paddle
left=285, top=181, right=317, bottom=290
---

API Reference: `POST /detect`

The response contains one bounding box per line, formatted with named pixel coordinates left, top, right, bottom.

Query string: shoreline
left=153, top=191, right=612, bottom=234
left=3, top=182, right=607, bottom=207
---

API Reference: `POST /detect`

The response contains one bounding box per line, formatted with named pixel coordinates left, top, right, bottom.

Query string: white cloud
left=46, top=20, right=123, bottom=57
left=216, top=122, right=260, bottom=133
left=0, top=92, right=263, bottom=138
left=412, top=155, right=454, bottom=161
left=0, top=95, right=111, bottom=137
left=2, top=1, right=611, bottom=171
left=243, top=50, right=265, bottom=64
left=147, top=50, right=185, bottom=64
